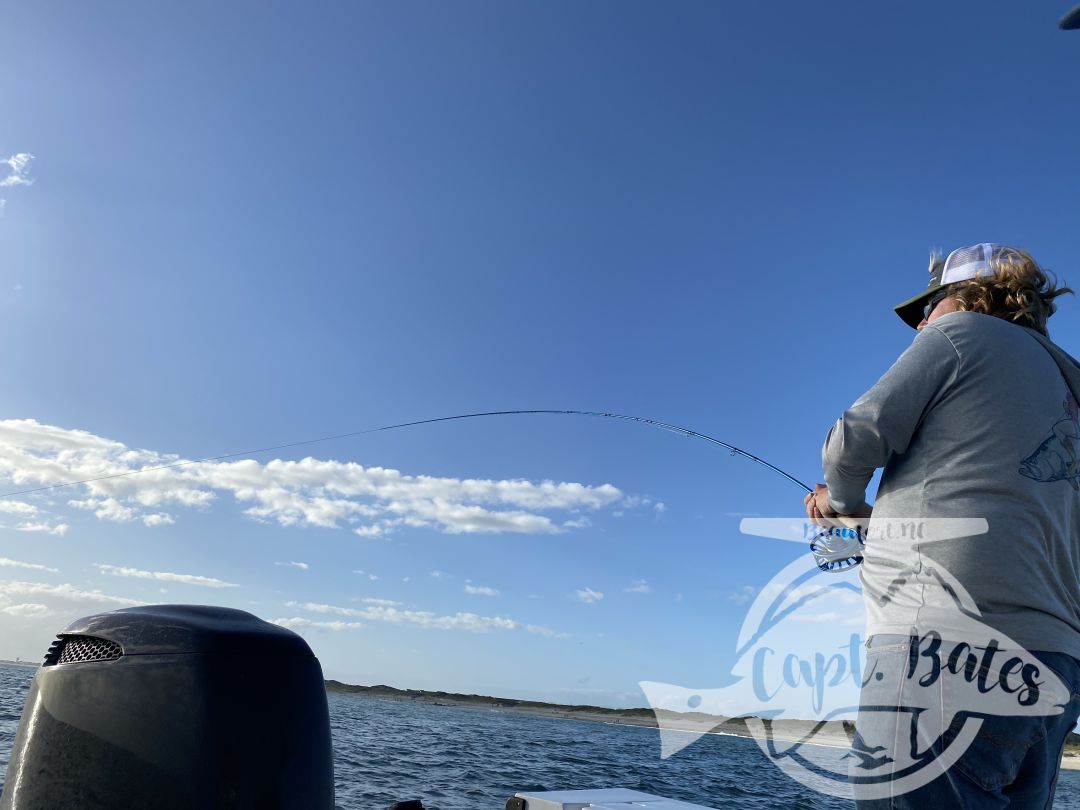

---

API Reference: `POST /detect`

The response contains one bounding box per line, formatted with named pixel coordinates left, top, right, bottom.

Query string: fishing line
left=0, top=409, right=861, bottom=570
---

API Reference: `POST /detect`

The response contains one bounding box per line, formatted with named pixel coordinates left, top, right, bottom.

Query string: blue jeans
left=853, top=633, right=1080, bottom=809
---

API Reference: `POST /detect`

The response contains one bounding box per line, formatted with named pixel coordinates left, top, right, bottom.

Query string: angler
left=808, top=244, right=1080, bottom=808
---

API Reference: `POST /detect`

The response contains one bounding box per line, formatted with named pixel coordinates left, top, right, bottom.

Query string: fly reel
left=809, top=525, right=865, bottom=572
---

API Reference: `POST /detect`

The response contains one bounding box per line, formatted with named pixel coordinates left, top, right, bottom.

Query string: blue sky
left=1, top=2, right=1079, bottom=708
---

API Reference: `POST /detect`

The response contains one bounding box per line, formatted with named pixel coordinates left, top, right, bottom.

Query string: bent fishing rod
left=0, top=409, right=862, bottom=570
left=356, top=410, right=816, bottom=493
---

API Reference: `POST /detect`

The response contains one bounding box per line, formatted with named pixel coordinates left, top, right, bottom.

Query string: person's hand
left=804, top=484, right=836, bottom=527
left=804, top=484, right=873, bottom=529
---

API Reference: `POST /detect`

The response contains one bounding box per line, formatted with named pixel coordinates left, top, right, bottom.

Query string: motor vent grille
left=43, top=634, right=123, bottom=666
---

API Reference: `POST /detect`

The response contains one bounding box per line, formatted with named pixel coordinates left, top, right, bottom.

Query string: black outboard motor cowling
left=0, top=605, right=334, bottom=809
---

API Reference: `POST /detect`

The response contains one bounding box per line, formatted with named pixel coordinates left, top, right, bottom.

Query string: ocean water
left=3, top=663, right=1080, bottom=809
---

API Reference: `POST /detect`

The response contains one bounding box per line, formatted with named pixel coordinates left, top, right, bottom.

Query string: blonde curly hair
left=946, top=247, right=1072, bottom=336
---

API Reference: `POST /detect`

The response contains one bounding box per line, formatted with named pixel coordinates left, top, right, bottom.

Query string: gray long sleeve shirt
left=823, top=311, right=1080, bottom=658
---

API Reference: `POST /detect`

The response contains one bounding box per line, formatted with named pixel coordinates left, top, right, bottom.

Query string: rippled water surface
left=3, top=663, right=1080, bottom=808
left=0, top=664, right=33, bottom=793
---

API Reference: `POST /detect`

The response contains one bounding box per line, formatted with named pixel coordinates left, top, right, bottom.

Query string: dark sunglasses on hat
left=922, top=290, right=951, bottom=322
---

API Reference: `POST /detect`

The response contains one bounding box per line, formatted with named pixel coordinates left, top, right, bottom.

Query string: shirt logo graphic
left=1020, top=391, right=1080, bottom=490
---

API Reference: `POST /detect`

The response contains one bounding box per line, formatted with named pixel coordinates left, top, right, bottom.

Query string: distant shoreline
left=323, top=680, right=854, bottom=750
left=324, top=680, right=1080, bottom=769
left=0, top=660, right=37, bottom=669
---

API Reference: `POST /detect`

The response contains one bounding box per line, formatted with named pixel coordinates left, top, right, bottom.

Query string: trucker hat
left=893, top=243, right=1008, bottom=329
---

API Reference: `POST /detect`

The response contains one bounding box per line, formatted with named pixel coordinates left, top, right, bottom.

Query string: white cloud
left=352, top=570, right=378, bottom=581
left=623, top=579, right=650, bottom=594
left=94, top=563, right=237, bottom=589
left=429, top=570, right=445, bottom=579
left=70, top=497, right=137, bottom=523
left=464, top=584, right=499, bottom=597
left=525, top=624, right=568, bottom=638
left=0, top=154, right=34, bottom=188
left=576, top=587, right=604, bottom=604
left=271, top=617, right=365, bottom=632
left=727, top=585, right=759, bottom=605
left=0, top=556, right=58, bottom=574
left=285, top=600, right=559, bottom=636
left=0, top=603, right=50, bottom=617
left=15, top=521, right=68, bottom=536
left=0, top=419, right=629, bottom=537
left=358, top=597, right=399, bottom=607
left=0, top=500, right=38, bottom=515
left=275, top=561, right=309, bottom=571
left=68, top=499, right=175, bottom=528
left=0, top=580, right=143, bottom=606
